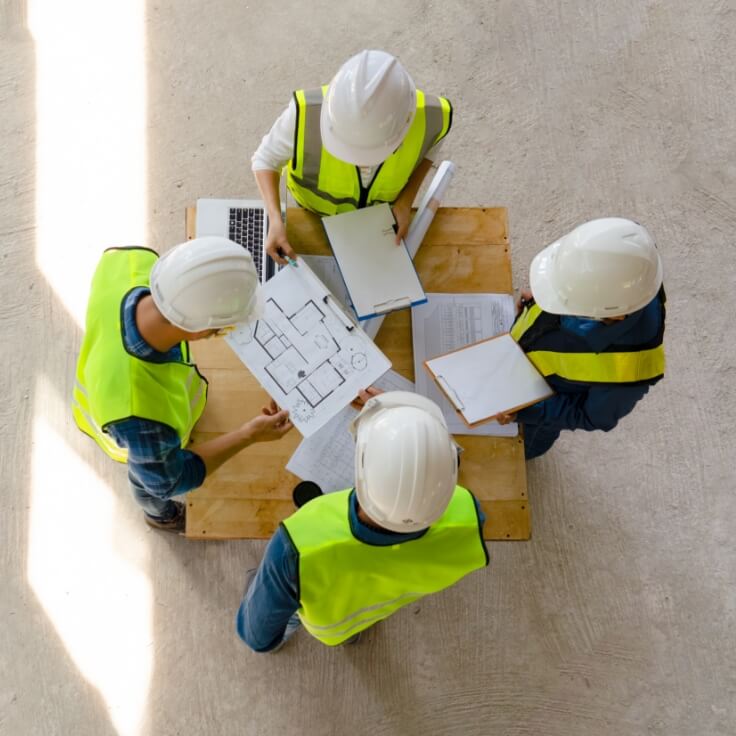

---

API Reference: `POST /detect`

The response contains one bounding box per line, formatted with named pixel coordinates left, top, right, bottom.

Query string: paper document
left=301, top=255, right=382, bottom=341
left=225, top=258, right=391, bottom=437
left=425, top=334, right=554, bottom=427
left=412, top=293, right=520, bottom=436
left=304, top=164, right=456, bottom=342
left=322, top=203, right=427, bottom=320
left=286, top=370, right=415, bottom=493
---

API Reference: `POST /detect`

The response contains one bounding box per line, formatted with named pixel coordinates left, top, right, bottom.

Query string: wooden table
left=184, top=206, right=530, bottom=540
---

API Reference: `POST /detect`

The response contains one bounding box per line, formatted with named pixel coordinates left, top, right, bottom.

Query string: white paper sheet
left=286, top=370, right=415, bottom=493
left=411, top=293, right=520, bottom=436
left=225, top=259, right=391, bottom=437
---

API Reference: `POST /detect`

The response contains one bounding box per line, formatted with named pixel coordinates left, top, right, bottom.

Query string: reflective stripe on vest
left=510, top=302, right=666, bottom=384
left=72, top=247, right=208, bottom=463
left=281, top=487, right=488, bottom=646
left=287, top=86, right=452, bottom=216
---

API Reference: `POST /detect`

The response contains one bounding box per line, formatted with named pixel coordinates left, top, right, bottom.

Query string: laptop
left=195, top=198, right=283, bottom=282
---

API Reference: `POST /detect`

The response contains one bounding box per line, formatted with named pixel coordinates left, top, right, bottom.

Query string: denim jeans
left=129, top=474, right=179, bottom=521
left=523, top=424, right=562, bottom=460
left=243, top=568, right=302, bottom=652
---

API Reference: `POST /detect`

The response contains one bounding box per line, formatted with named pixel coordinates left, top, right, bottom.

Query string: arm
left=189, top=400, right=293, bottom=477
left=252, top=101, right=297, bottom=265
left=391, top=157, right=434, bottom=244
left=254, top=169, right=295, bottom=265
left=235, top=527, right=300, bottom=652
left=516, top=383, right=650, bottom=433
left=108, top=403, right=293, bottom=498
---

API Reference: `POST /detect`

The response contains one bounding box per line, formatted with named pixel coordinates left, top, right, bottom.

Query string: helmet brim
left=529, top=241, right=574, bottom=316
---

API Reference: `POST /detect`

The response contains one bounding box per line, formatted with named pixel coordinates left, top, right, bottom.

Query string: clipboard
left=321, top=204, right=427, bottom=321
left=424, top=333, right=554, bottom=428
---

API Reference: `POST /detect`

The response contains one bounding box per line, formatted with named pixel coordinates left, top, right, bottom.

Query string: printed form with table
left=188, top=161, right=549, bottom=540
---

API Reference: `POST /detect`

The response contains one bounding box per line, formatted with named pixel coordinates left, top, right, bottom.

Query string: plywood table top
left=184, top=206, right=529, bottom=540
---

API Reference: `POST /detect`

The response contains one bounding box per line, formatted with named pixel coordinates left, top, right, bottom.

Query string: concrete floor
left=2, top=1, right=735, bottom=734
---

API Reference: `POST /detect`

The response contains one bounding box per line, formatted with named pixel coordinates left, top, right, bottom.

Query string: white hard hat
left=350, top=391, right=459, bottom=533
left=529, top=218, right=663, bottom=318
left=150, top=236, right=262, bottom=332
left=321, top=49, right=416, bottom=166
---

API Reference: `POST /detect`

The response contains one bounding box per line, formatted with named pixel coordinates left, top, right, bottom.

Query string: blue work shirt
left=105, top=287, right=206, bottom=499
left=236, top=489, right=486, bottom=652
left=516, top=296, right=664, bottom=433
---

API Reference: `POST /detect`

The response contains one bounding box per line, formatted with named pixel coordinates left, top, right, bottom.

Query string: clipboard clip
left=322, top=294, right=355, bottom=332
left=372, top=296, right=412, bottom=315
left=436, top=375, right=465, bottom=411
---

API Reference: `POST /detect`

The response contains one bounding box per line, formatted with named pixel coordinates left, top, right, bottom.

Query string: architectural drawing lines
left=257, top=296, right=363, bottom=408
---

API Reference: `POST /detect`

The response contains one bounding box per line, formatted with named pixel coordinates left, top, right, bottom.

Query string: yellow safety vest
left=510, top=292, right=666, bottom=384
left=287, top=86, right=452, bottom=215
left=281, top=486, right=488, bottom=646
left=72, top=247, right=208, bottom=462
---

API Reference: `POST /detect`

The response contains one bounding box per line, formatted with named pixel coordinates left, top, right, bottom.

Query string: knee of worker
left=127, top=469, right=181, bottom=501
left=581, top=413, right=622, bottom=433
left=523, top=425, right=561, bottom=460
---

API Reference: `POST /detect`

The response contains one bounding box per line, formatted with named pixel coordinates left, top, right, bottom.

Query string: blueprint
left=301, top=255, right=383, bottom=341
left=225, top=259, right=391, bottom=437
left=286, top=370, right=415, bottom=493
left=411, top=293, right=520, bottom=437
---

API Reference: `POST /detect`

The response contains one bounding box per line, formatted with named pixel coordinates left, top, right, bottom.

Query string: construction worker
left=72, top=237, right=293, bottom=532
left=252, top=49, right=452, bottom=264
left=498, top=218, right=666, bottom=460
left=236, top=391, right=489, bottom=652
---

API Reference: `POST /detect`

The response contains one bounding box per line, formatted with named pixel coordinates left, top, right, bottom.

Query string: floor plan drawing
left=226, top=259, right=391, bottom=437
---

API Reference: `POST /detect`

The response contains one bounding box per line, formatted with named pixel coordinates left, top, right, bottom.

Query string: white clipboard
left=424, top=333, right=554, bottom=428
left=322, top=203, right=427, bottom=321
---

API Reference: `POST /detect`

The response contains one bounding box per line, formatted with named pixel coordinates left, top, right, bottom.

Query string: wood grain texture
left=185, top=206, right=528, bottom=540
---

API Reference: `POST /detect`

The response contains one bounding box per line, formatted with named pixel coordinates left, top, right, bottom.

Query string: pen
left=322, top=294, right=354, bottom=332
left=277, top=247, right=298, bottom=268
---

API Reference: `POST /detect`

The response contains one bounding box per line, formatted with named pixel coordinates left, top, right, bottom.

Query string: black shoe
left=144, top=501, right=186, bottom=533
left=341, top=631, right=362, bottom=646
left=293, top=481, right=324, bottom=508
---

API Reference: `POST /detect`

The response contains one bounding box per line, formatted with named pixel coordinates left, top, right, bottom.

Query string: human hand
left=516, top=289, right=533, bottom=315
left=391, top=200, right=412, bottom=245
left=265, top=220, right=296, bottom=265
left=241, top=400, right=293, bottom=442
left=351, top=386, right=384, bottom=410
left=495, top=412, right=517, bottom=426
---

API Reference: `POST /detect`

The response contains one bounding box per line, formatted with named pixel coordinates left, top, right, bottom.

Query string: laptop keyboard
left=228, top=207, right=265, bottom=279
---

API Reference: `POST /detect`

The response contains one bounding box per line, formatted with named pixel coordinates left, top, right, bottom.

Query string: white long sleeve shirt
left=251, top=99, right=442, bottom=188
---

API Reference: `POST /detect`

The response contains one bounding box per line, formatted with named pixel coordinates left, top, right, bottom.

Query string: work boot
left=341, top=631, right=362, bottom=646
left=144, top=501, right=186, bottom=533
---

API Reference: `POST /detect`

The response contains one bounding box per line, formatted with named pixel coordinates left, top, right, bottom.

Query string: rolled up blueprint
left=404, top=160, right=456, bottom=257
